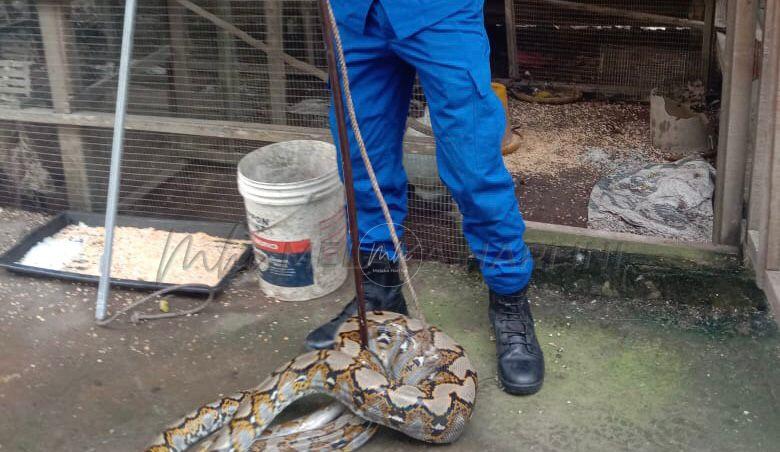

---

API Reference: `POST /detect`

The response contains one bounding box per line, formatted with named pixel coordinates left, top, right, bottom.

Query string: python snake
left=146, top=311, right=478, bottom=451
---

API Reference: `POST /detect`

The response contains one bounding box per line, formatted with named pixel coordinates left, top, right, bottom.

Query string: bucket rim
left=237, top=140, right=338, bottom=188
left=237, top=165, right=340, bottom=190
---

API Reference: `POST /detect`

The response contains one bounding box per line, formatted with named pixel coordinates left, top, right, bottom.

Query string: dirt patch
left=504, top=99, right=666, bottom=228
left=515, top=166, right=602, bottom=227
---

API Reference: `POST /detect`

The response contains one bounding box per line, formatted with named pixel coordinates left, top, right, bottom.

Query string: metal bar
left=95, top=0, right=138, bottom=322
left=318, top=0, right=368, bottom=348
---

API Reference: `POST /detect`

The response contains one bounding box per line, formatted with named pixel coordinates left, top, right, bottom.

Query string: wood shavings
left=504, top=100, right=665, bottom=176
left=18, top=223, right=248, bottom=286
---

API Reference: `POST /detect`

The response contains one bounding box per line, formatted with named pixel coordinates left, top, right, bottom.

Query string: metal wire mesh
left=0, top=0, right=468, bottom=265
left=512, top=0, right=707, bottom=97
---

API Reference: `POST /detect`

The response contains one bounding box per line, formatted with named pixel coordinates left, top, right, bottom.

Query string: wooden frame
left=504, top=0, right=519, bottom=79
left=35, top=0, right=92, bottom=211
left=713, top=0, right=756, bottom=246
left=0, top=106, right=438, bottom=156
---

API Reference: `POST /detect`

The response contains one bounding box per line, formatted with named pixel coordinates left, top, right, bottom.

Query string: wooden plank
left=85, top=45, right=170, bottom=92
left=176, top=0, right=327, bottom=82
left=524, top=220, right=739, bottom=270
left=535, top=0, right=705, bottom=29
left=263, top=0, right=286, bottom=125
left=35, top=0, right=91, bottom=211
left=746, top=0, right=779, bottom=285
left=716, top=31, right=727, bottom=72
left=36, top=2, right=75, bottom=114
left=0, top=107, right=439, bottom=155
left=765, top=271, right=780, bottom=318
left=300, top=4, right=317, bottom=65
left=504, top=0, right=519, bottom=79
left=713, top=0, right=756, bottom=245
left=166, top=0, right=193, bottom=112
left=702, top=0, right=716, bottom=87
left=117, top=159, right=187, bottom=208
left=216, top=0, right=240, bottom=119
left=767, top=78, right=780, bottom=271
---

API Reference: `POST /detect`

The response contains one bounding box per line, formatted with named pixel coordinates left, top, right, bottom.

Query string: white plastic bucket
left=237, top=140, right=347, bottom=301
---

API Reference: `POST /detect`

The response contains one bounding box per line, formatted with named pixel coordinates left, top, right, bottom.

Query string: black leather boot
left=305, top=251, right=407, bottom=350
left=489, top=288, right=544, bottom=395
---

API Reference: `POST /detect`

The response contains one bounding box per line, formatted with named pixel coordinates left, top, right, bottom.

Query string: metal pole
left=95, top=0, right=138, bottom=321
left=318, top=0, right=369, bottom=348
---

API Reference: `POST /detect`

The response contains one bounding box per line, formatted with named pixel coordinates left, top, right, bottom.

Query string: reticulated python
left=146, top=311, right=478, bottom=451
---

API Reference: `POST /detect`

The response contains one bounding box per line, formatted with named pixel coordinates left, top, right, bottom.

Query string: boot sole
left=497, top=372, right=544, bottom=396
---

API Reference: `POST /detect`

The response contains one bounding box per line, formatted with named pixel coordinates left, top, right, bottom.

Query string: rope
left=325, top=1, right=424, bottom=322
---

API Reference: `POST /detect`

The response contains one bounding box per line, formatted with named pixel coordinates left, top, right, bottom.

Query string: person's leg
left=391, top=6, right=531, bottom=296
left=392, top=2, right=543, bottom=394
left=328, top=10, right=415, bottom=257
left=306, top=2, right=416, bottom=350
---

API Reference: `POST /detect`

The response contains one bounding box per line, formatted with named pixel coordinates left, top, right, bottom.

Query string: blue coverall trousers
left=329, top=0, right=533, bottom=295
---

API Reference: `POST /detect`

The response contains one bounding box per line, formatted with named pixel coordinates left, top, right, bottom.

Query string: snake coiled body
left=146, top=311, right=478, bottom=451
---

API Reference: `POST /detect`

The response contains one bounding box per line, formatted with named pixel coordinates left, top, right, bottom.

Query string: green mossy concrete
left=361, top=263, right=780, bottom=451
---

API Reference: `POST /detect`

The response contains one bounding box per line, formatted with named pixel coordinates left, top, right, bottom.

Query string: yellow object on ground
left=491, top=82, right=522, bottom=156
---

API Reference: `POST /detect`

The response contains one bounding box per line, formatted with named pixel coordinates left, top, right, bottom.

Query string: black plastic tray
left=0, top=211, right=253, bottom=295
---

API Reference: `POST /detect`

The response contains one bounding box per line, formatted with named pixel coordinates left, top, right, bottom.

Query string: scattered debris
left=505, top=100, right=664, bottom=177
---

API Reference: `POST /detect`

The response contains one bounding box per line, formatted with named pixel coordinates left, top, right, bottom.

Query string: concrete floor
left=1, top=208, right=779, bottom=451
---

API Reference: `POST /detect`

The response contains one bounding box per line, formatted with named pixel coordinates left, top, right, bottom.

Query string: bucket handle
left=252, top=192, right=315, bottom=233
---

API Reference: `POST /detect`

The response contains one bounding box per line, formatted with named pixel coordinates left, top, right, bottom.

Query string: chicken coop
left=503, top=0, right=716, bottom=97
left=0, top=0, right=779, bottom=310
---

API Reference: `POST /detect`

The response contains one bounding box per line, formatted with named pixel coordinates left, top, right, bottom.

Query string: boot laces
left=496, top=302, right=534, bottom=347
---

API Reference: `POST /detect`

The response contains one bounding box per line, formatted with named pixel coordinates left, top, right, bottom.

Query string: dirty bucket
left=237, top=140, right=347, bottom=301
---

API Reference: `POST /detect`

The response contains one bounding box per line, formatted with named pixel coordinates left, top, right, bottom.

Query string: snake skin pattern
left=146, top=311, right=478, bottom=451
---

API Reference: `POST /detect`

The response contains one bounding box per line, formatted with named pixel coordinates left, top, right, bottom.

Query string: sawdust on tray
left=503, top=99, right=665, bottom=176
left=19, top=223, right=248, bottom=286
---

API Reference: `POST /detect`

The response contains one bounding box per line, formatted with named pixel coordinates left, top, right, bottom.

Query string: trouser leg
left=328, top=8, right=416, bottom=258
left=391, top=2, right=533, bottom=294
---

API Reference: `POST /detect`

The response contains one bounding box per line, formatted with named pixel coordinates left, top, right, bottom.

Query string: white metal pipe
left=95, top=0, right=138, bottom=321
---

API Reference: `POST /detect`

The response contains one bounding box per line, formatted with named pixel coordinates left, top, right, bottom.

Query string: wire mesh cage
left=511, top=0, right=709, bottom=97
left=0, top=0, right=468, bottom=266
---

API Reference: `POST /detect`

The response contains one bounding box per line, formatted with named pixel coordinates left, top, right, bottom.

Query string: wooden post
left=36, top=0, right=92, bottom=211
left=216, top=0, right=240, bottom=119
left=764, top=20, right=780, bottom=313
left=504, top=0, right=519, bottom=79
left=746, top=0, right=778, bottom=286
left=713, top=0, right=756, bottom=246
left=767, top=47, right=780, bottom=272
left=167, top=0, right=193, bottom=112
left=301, top=3, right=317, bottom=65
left=264, top=0, right=286, bottom=125
left=702, top=0, right=716, bottom=88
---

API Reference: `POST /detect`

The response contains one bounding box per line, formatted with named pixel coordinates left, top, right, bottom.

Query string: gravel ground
left=505, top=99, right=665, bottom=176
